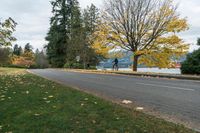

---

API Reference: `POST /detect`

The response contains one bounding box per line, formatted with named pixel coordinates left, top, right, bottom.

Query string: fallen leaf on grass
left=48, top=95, right=54, bottom=98
left=136, top=107, right=144, bottom=111
left=19, top=81, right=24, bottom=84
left=1, top=95, right=5, bottom=98
left=92, top=120, right=96, bottom=124
left=46, top=101, right=51, bottom=103
left=5, top=131, right=12, bottom=133
left=84, top=98, right=88, bottom=101
left=122, top=100, right=133, bottom=104
left=40, top=85, right=46, bottom=88
left=34, top=114, right=40, bottom=116
left=1, top=98, right=5, bottom=101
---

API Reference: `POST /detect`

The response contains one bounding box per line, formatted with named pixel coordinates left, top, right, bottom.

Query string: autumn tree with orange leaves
left=12, top=43, right=35, bottom=68
left=93, top=0, right=189, bottom=71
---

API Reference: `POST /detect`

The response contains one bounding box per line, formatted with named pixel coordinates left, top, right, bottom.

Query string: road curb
left=63, top=69, right=200, bottom=81
left=114, top=72, right=200, bottom=81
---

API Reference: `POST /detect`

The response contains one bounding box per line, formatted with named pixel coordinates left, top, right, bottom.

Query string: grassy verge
left=0, top=68, right=195, bottom=133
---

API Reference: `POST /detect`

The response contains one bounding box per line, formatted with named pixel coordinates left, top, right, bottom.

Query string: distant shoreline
left=97, top=68, right=181, bottom=74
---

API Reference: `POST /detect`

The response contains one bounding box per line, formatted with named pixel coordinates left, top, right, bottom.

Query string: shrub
left=64, top=63, right=72, bottom=68
left=88, top=66, right=97, bottom=70
left=64, top=62, right=84, bottom=69
left=181, top=49, right=200, bottom=74
left=72, top=63, right=84, bottom=69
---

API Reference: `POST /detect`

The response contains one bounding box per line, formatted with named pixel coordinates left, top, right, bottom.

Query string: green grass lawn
left=0, top=68, right=195, bottom=133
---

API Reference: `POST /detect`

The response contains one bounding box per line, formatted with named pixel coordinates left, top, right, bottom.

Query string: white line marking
left=136, top=83, right=195, bottom=91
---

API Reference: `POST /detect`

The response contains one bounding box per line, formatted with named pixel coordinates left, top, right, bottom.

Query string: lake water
left=98, top=68, right=181, bottom=74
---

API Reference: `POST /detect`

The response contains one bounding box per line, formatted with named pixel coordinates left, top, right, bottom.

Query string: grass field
left=0, top=68, right=195, bottom=133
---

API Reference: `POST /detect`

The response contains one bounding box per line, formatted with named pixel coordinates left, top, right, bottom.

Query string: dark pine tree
left=24, top=43, right=33, bottom=53
left=13, top=44, right=19, bottom=55
left=46, top=0, right=69, bottom=68
left=82, top=4, right=101, bottom=66
left=13, top=44, right=23, bottom=56
left=66, top=0, right=83, bottom=63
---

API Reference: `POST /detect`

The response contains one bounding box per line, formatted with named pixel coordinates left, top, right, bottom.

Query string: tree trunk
left=132, top=55, right=138, bottom=72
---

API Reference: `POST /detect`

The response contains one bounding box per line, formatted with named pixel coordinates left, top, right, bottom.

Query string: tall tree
left=13, top=44, right=22, bottom=56
left=46, top=0, right=104, bottom=68
left=35, top=49, right=49, bottom=68
left=46, top=0, right=69, bottom=67
left=83, top=4, right=99, bottom=35
left=81, top=4, right=103, bottom=66
left=24, top=43, right=33, bottom=53
left=0, top=17, right=17, bottom=46
left=197, top=38, right=200, bottom=46
left=101, top=0, right=188, bottom=71
left=13, top=44, right=19, bottom=55
left=65, top=0, right=83, bottom=64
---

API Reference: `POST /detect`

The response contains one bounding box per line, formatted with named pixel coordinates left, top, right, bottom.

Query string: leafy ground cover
left=0, top=68, right=195, bottom=133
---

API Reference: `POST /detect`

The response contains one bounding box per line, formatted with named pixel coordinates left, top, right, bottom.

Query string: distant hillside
left=97, top=52, right=186, bottom=69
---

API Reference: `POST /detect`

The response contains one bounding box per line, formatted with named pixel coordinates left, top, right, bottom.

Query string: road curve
left=29, top=69, right=200, bottom=130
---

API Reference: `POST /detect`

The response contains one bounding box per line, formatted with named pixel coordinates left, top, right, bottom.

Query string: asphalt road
left=30, top=69, right=200, bottom=130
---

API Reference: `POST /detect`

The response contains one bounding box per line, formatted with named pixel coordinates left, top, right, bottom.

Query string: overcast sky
left=0, top=0, right=199, bottom=52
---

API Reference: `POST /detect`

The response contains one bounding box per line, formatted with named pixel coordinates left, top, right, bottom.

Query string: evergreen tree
left=46, top=0, right=101, bottom=68
left=197, top=38, right=200, bottom=46
left=66, top=0, right=83, bottom=64
left=46, top=0, right=69, bottom=67
left=83, top=4, right=99, bottom=35
left=24, top=43, right=33, bottom=53
left=35, top=49, right=49, bottom=68
left=81, top=4, right=101, bottom=67
left=13, top=44, right=23, bottom=56
left=13, top=44, right=19, bottom=55
left=181, top=39, right=200, bottom=74
left=35, top=49, right=40, bottom=55
left=18, top=46, right=23, bottom=55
